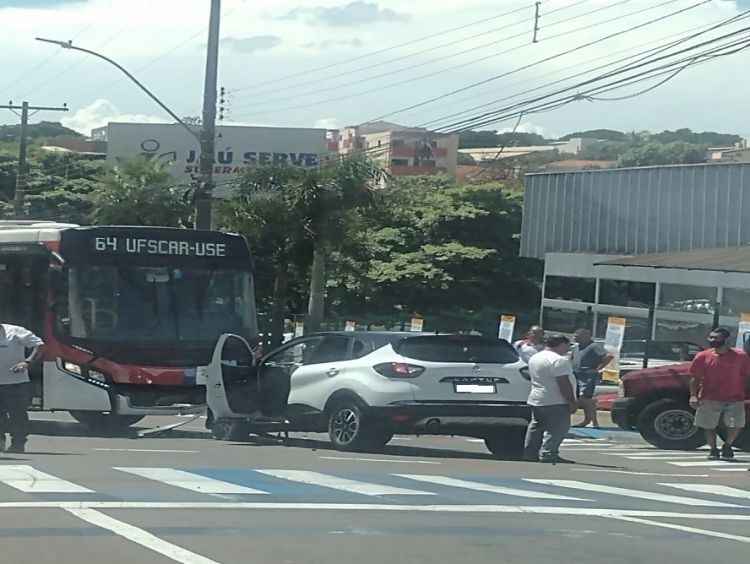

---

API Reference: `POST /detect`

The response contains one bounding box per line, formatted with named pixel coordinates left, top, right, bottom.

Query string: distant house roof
left=597, top=246, right=750, bottom=274
left=542, top=159, right=616, bottom=171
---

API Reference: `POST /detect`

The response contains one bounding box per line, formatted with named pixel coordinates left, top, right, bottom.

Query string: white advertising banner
left=410, top=318, right=424, bottom=332
left=345, top=320, right=356, bottom=332
left=498, top=315, right=516, bottom=342
left=736, top=313, right=750, bottom=348
left=602, top=317, right=626, bottom=382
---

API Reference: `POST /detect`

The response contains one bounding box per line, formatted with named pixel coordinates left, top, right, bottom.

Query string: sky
left=0, top=0, right=749, bottom=139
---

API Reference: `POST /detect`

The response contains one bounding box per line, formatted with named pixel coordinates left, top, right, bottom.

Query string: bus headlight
left=63, top=361, right=82, bottom=376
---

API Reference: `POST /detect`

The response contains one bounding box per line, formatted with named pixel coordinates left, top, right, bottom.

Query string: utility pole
left=194, top=0, right=222, bottom=230
left=0, top=101, right=68, bottom=216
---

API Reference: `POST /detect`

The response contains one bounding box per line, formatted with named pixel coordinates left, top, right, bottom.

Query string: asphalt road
left=1, top=412, right=749, bottom=564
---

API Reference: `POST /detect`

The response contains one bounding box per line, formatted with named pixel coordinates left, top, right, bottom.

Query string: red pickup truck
left=611, top=362, right=750, bottom=450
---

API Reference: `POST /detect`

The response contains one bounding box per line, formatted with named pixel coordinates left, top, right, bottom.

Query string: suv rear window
left=395, top=335, right=520, bottom=364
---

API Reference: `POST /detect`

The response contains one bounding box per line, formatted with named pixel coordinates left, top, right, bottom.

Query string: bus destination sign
left=94, top=237, right=227, bottom=257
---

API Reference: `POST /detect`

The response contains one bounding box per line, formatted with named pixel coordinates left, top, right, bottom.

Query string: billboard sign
left=103, top=122, right=333, bottom=195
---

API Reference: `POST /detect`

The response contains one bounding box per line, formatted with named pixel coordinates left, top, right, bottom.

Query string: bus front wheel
left=69, top=411, right=145, bottom=430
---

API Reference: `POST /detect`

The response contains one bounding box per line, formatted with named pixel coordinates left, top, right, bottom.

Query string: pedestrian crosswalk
left=0, top=464, right=747, bottom=512
left=561, top=439, right=750, bottom=470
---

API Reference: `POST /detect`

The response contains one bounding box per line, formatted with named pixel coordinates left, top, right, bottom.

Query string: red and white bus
left=0, top=221, right=258, bottom=430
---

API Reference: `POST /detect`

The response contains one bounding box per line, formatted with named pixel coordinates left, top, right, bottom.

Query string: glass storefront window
left=655, top=318, right=713, bottom=345
left=594, top=315, right=651, bottom=341
left=599, top=280, right=655, bottom=308
left=721, top=288, right=750, bottom=317
left=658, top=284, right=717, bottom=315
left=542, top=307, right=593, bottom=334
left=544, top=276, right=595, bottom=303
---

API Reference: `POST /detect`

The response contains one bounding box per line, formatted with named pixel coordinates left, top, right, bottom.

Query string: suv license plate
left=454, top=384, right=496, bottom=394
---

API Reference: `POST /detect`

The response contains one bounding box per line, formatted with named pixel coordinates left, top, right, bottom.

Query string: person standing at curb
left=523, top=334, right=579, bottom=464
left=514, top=325, right=545, bottom=364
left=0, top=322, right=45, bottom=454
left=572, top=328, right=612, bottom=429
left=689, top=327, right=750, bottom=461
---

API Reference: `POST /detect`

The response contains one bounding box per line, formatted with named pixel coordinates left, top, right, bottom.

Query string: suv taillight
left=374, top=362, right=425, bottom=378
left=519, top=367, right=531, bottom=381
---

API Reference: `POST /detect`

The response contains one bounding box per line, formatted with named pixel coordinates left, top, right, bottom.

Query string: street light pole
left=35, top=38, right=198, bottom=142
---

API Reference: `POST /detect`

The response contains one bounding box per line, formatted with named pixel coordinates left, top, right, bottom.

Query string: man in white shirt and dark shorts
left=0, top=323, right=45, bottom=454
left=523, top=334, right=579, bottom=464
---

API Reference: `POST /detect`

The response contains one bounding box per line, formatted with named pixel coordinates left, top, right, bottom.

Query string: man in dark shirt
left=690, top=328, right=750, bottom=460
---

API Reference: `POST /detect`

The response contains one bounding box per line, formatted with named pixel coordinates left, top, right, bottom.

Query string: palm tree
left=90, top=155, right=192, bottom=226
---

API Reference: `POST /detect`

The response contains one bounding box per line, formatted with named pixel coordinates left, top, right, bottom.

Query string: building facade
left=338, top=121, right=458, bottom=178
left=520, top=162, right=750, bottom=343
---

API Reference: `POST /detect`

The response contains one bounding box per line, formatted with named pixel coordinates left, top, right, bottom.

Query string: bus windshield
left=59, top=264, right=255, bottom=345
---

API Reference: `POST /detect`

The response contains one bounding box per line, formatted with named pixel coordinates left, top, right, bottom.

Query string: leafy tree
left=616, top=141, right=706, bottom=168
left=459, top=130, right=548, bottom=149
left=0, top=121, right=82, bottom=142
left=89, top=155, right=191, bottom=226
left=223, top=156, right=384, bottom=338
left=559, top=129, right=627, bottom=142
left=327, top=177, right=542, bottom=329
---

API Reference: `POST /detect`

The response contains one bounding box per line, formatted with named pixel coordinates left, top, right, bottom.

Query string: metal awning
left=596, top=246, right=750, bottom=274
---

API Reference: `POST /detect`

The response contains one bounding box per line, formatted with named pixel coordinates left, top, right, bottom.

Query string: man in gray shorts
left=689, top=328, right=750, bottom=460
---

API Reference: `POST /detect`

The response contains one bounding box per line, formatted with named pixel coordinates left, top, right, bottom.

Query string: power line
left=415, top=11, right=750, bottom=130
left=400, top=13, right=744, bottom=124
left=231, top=0, right=589, bottom=104
left=231, top=0, right=686, bottom=119
left=359, top=0, right=712, bottom=126
left=230, top=2, right=548, bottom=94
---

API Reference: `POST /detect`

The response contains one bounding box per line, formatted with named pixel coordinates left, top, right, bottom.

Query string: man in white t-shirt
left=0, top=323, right=45, bottom=453
left=523, top=334, right=578, bottom=464
left=514, top=325, right=545, bottom=364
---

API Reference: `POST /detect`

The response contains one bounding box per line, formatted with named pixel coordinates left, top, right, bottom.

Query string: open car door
left=206, top=333, right=261, bottom=420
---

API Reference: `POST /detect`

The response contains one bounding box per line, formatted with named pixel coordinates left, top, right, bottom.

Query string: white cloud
left=501, top=122, right=555, bottom=139
left=314, top=117, right=339, bottom=129
left=62, top=99, right=167, bottom=135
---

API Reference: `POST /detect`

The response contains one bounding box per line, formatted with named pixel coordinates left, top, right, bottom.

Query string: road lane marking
left=660, top=483, right=750, bottom=500
left=114, top=468, right=268, bottom=495
left=254, top=469, right=434, bottom=496
left=0, top=501, right=739, bottom=522
left=319, top=456, right=440, bottom=465
left=624, top=455, right=712, bottom=460
left=617, top=451, right=707, bottom=457
left=94, top=448, right=199, bottom=453
left=668, top=460, right=750, bottom=467
left=396, top=474, right=590, bottom=501
left=524, top=479, right=741, bottom=507
left=572, top=469, right=711, bottom=477
left=66, top=508, right=222, bottom=564
left=0, top=465, right=93, bottom=493
left=606, top=515, right=750, bottom=544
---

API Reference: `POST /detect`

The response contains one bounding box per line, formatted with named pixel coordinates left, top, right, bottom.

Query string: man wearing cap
left=523, top=334, right=579, bottom=464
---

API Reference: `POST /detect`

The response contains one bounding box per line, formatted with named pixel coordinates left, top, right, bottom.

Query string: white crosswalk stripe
left=254, top=469, right=434, bottom=496
left=396, top=474, right=590, bottom=501
left=524, top=479, right=742, bottom=507
left=114, top=467, right=269, bottom=495
left=659, top=483, right=750, bottom=500
left=668, top=460, right=750, bottom=467
left=0, top=465, right=93, bottom=493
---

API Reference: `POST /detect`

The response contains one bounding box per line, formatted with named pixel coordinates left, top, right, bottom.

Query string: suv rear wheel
left=636, top=399, right=706, bottom=450
left=484, top=426, right=527, bottom=460
left=327, top=400, right=386, bottom=452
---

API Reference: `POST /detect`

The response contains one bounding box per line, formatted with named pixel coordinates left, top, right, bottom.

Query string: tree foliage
left=89, top=155, right=192, bottom=226
left=616, top=141, right=707, bottom=168
left=459, top=130, right=548, bottom=149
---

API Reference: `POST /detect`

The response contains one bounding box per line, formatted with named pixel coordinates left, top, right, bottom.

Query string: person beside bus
left=514, top=325, right=545, bottom=363
left=0, top=323, right=45, bottom=454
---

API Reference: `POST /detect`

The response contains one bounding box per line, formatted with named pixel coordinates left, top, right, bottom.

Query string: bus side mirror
left=49, top=266, right=66, bottom=296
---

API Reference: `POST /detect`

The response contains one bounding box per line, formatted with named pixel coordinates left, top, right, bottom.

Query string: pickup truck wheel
left=718, top=427, right=750, bottom=451
left=484, top=427, right=527, bottom=460
left=636, top=399, right=706, bottom=450
left=328, top=401, right=376, bottom=452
